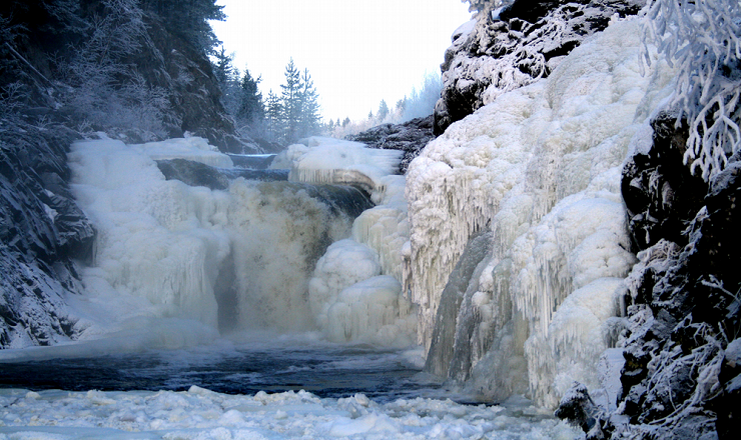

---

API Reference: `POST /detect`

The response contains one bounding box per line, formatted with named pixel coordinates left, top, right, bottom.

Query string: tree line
left=212, top=51, right=323, bottom=146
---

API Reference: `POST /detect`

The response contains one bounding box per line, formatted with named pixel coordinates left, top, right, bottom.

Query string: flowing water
left=0, top=341, right=447, bottom=403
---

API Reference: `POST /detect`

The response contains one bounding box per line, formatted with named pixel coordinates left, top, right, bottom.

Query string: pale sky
left=210, top=0, right=473, bottom=122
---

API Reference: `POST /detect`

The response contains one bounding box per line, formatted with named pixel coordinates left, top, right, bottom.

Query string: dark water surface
left=0, top=342, right=444, bottom=402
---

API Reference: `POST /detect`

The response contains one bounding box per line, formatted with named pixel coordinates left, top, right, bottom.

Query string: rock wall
left=0, top=121, right=94, bottom=348
left=556, top=112, right=741, bottom=439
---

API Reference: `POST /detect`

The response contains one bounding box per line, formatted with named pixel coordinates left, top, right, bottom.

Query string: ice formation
left=0, top=387, right=581, bottom=439
left=406, top=18, right=679, bottom=407
left=55, top=134, right=420, bottom=352
left=63, top=136, right=404, bottom=346
left=286, top=137, right=404, bottom=192
left=299, top=141, right=416, bottom=346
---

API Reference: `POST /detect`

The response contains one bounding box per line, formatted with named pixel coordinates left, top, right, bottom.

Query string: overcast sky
left=210, top=0, right=473, bottom=122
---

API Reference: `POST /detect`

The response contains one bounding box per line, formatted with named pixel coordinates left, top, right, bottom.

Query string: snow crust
left=0, top=387, right=581, bottom=440
left=405, top=18, right=678, bottom=407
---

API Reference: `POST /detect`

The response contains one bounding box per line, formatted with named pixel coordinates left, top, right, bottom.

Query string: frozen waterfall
left=62, top=135, right=415, bottom=351
left=405, top=19, right=679, bottom=407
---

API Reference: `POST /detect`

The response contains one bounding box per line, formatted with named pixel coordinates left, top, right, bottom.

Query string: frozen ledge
left=282, top=137, right=403, bottom=193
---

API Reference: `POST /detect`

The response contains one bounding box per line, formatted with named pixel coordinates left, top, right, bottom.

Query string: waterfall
left=66, top=135, right=416, bottom=350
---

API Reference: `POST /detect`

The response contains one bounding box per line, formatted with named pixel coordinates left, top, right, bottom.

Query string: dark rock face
left=0, top=122, right=94, bottom=348
left=621, top=113, right=707, bottom=252
left=346, top=116, right=435, bottom=173
left=434, top=0, right=645, bottom=134
left=558, top=112, right=740, bottom=439
left=555, top=383, right=603, bottom=436
left=130, top=13, right=256, bottom=153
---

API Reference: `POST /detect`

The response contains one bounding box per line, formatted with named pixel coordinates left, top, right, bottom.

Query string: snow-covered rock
left=347, top=116, right=436, bottom=173
left=434, top=0, right=646, bottom=134
left=1, top=123, right=94, bottom=348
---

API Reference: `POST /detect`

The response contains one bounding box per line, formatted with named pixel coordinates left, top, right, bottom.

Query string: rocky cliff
left=0, top=120, right=94, bottom=347
left=556, top=113, right=740, bottom=440
left=434, top=0, right=645, bottom=134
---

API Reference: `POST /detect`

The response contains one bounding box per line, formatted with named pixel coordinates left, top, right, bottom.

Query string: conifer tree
left=212, top=46, right=235, bottom=86
left=271, top=59, right=322, bottom=144
left=279, top=58, right=302, bottom=143
left=237, top=68, right=263, bottom=124
left=265, top=90, right=282, bottom=139
left=377, top=99, right=389, bottom=120
left=298, top=68, right=321, bottom=139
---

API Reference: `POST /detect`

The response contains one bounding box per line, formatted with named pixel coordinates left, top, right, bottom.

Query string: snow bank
left=406, top=18, right=678, bottom=407
left=0, top=388, right=581, bottom=439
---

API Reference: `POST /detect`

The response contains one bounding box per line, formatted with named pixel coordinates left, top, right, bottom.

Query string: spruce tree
left=298, top=68, right=321, bottom=139
left=265, top=90, right=282, bottom=140
left=377, top=99, right=389, bottom=121
left=279, top=58, right=302, bottom=143
left=237, top=68, right=263, bottom=124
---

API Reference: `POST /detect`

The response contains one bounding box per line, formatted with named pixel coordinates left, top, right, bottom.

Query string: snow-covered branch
left=643, top=0, right=741, bottom=180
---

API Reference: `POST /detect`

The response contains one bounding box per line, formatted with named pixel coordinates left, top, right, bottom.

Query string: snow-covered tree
left=402, top=72, right=442, bottom=121
left=377, top=99, right=390, bottom=120
left=643, top=0, right=741, bottom=180
left=59, top=0, right=171, bottom=139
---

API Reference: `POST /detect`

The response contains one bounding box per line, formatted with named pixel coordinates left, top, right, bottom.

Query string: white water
left=58, top=135, right=415, bottom=347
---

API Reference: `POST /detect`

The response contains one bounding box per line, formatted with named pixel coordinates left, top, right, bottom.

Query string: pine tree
left=298, top=68, right=321, bottom=139
left=279, top=58, right=302, bottom=143
left=377, top=99, right=389, bottom=121
left=237, top=68, right=263, bottom=124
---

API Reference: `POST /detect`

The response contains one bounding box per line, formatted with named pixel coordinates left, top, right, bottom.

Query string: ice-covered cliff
left=405, top=14, right=677, bottom=408
left=433, top=0, right=646, bottom=134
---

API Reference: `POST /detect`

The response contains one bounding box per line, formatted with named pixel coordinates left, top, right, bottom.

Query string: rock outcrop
left=557, top=112, right=741, bottom=439
left=434, top=0, right=645, bottom=134
left=346, top=115, right=435, bottom=173
left=0, top=121, right=94, bottom=348
left=156, top=158, right=288, bottom=190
